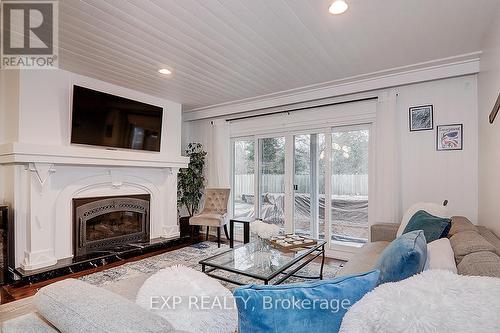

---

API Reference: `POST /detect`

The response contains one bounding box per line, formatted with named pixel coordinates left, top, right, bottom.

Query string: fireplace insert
left=73, top=194, right=150, bottom=257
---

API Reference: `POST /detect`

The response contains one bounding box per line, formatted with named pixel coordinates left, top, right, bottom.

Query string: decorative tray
left=268, top=234, right=317, bottom=250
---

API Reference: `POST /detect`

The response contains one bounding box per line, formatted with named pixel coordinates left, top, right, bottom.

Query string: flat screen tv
left=71, top=85, right=163, bottom=152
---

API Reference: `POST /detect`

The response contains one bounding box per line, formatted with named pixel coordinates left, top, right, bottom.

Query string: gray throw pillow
left=448, top=216, right=478, bottom=237
left=449, top=231, right=496, bottom=264
left=477, top=227, right=500, bottom=256
left=34, top=279, right=178, bottom=333
left=457, top=251, right=500, bottom=278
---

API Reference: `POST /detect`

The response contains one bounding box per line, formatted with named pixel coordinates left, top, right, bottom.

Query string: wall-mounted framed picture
left=409, top=105, right=433, bottom=131
left=437, top=124, right=463, bottom=151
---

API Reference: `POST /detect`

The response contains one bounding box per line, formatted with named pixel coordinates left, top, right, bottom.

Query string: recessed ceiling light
left=329, top=0, right=348, bottom=15
left=158, top=68, right=172, bottom=75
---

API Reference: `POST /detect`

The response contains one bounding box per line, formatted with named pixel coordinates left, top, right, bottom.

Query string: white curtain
left=209, top=119, right=230, bottom=188
left=374, top=90, right=401, bottom=224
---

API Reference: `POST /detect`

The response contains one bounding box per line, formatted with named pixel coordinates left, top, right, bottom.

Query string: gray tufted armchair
left=189, top=188, right=231, bottom=247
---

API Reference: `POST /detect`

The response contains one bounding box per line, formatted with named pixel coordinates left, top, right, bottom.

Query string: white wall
left=396, top=76, right=478, bottom=223
left=0, top=70, right=20, bottom=144
left=478, top=10, right=500, bottom=236
left=183, top=75, right=479, bottom=224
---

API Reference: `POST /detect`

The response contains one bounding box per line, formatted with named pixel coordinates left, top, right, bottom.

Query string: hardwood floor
left=0, top=235, right=223, bottom=305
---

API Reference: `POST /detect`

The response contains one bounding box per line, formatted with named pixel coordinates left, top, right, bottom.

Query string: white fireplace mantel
left=0, top=143, right=189, bottom=168
left=5, top=161, right=186, bottom=271
left=0, top=143, right=189, bottom=271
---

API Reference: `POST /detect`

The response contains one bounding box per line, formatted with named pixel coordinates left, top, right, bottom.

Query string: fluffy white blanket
left=340, top=270, right=500, bottom=333
left=136, top=265, right=237, bottom=333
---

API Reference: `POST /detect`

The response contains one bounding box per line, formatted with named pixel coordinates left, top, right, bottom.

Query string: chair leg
left=217, top=227, right=221, bottom=248
left=206, top=226, right=210, bottom=241
left=223, top=224, right=230, bottom=240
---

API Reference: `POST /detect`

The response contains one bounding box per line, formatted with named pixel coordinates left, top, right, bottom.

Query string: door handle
left=293, top=184, right=298, bottom=191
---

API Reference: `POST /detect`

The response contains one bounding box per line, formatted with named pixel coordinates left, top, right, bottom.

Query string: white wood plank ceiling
left=58, top=0, right=500, bottom=111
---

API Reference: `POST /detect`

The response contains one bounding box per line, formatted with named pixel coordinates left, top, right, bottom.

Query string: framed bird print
left=437, top=124, right=463, bottom=151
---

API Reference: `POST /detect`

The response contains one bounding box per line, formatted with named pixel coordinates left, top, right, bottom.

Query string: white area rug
left=340, top=270, right=500, bottom=333
left=136, top=266, right=238, bottom=333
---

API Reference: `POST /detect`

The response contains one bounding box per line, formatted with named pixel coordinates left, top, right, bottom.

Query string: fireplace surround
left=73, top=194, right=150, bottom=257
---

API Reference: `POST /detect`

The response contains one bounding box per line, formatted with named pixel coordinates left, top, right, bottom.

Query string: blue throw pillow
left=375, top=230, right=427, bottom=284
left=233, top=270, right=380, bottom=333
left=402, top=210, right=451, bottom=243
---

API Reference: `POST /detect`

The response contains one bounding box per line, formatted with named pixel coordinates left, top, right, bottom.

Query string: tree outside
left=332, top=130, right=369, bottom=175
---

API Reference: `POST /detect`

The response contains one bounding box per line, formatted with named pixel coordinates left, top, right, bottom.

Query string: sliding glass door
left=293, top=133, right=327, bottom=239
left=231, top=124, right=371, bottom=255
left=258, top=136, right=286, bottom=230
left=232, top=139, right=256, bottom=219
left=293, top=134, right=313, bottom=237
left=330, top=127, right=370, bottom=248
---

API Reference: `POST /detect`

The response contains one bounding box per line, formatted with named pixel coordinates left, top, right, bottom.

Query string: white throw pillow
left=397, top=202, right=449, bottom=237
left=424, top=238, right=457, bottom=273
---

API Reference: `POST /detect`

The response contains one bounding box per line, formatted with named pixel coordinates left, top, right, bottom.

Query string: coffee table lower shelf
left=200, top=242, right=325, bottom=285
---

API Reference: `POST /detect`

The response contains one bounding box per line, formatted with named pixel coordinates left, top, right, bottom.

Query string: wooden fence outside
left=234, top=174, right=368, bottom=197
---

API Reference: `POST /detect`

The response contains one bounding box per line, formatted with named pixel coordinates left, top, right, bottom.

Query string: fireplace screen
left=73, top=194, right=150, bottom=257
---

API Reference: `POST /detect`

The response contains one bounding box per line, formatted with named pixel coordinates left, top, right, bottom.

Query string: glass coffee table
left=199, top=240, right=326, bottom=285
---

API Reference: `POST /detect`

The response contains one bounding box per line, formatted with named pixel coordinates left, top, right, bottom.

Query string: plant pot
left=179, top=216, right=199, bottom=238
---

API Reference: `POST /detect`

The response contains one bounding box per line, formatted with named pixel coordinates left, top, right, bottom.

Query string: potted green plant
left=177, top=143, right=207, bottom=237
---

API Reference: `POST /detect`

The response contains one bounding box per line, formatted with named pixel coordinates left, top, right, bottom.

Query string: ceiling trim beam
left=183, top=52, right=481, bottom=121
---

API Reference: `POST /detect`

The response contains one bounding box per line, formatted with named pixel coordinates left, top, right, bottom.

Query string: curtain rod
left=225, top=96, right=378, bottom=122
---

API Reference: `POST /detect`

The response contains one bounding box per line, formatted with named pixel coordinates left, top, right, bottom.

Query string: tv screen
left=71, top=85, right=163, bottom=152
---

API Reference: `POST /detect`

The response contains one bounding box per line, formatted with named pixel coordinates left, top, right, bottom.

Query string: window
left=259, top=137, right=285, bottom=229
left=330, top=128, right=370, bottom=247
left=232, top=139, right=255, bottom=219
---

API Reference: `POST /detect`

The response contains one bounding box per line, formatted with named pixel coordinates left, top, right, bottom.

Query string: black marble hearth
left=11, top=236, right=189, bottom=286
